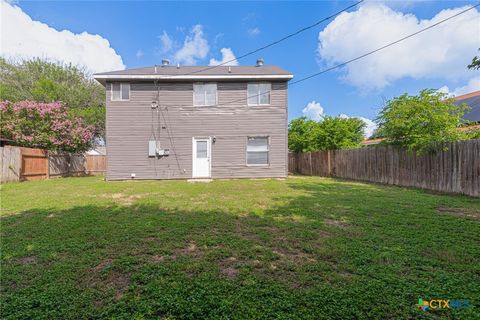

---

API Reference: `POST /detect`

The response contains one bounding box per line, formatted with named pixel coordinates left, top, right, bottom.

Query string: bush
left=1, top=100, right=95, bottom=153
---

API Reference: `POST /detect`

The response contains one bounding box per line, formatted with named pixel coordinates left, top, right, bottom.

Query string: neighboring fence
left=289, top=139, right=480, bottom=197
left=0, top=146, right=21, bottom=183
left=0, top=145, right=106, bottom=183
left=85, top=155, right=107, bottom=175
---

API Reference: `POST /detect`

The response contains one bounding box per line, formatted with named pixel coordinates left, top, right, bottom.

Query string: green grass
left=1, top=176, right=479, bottom=319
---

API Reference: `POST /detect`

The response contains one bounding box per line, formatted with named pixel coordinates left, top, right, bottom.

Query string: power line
left=215, top=3, right=479, bottom=107
left=289, top=3, right=480, bottom=86
left=180, top=0, right=365, bottom=75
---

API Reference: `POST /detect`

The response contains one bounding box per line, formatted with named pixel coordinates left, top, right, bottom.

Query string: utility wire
left=215, top=3, right=479, bottom=107
left=178, top=0, right=364, bottom=75
left=290, top=3, right=480, bottom=86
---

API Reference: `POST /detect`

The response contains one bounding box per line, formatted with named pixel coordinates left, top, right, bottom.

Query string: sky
left=1, top=0, right=479, bottom=137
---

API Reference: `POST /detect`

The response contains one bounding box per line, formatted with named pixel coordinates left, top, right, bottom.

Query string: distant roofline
left=454, top=90, right=480, bottom=101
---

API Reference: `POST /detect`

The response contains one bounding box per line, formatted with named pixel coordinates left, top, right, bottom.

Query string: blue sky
left=2, top=0, right=479, bottom=135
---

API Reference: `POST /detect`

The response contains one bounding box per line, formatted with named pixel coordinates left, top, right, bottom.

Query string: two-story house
left=94, top=60, right=293, bottom=180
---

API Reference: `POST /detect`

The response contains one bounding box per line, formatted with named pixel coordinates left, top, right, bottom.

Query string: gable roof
left=454, top=90, right=480, bottom=122
left=94, top=65, right=293, bottom=84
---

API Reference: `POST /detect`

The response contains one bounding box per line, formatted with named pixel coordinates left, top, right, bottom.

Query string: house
left=93, top=60, right=293, bottom=180
left=454, top=90, right=480, bottom=123
left=85, top=146, right=106, bottom=156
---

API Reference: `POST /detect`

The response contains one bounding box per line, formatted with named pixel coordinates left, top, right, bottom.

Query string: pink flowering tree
left=0, top=101, right=95, bottom=153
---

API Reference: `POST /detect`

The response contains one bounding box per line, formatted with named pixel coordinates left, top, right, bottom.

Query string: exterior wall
left=105, top=81, right=288, bottom=180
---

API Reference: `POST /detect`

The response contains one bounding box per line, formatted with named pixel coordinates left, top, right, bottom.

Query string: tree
left=376, top=89, right=469, bottom=153
left=0, top=101, right=95, bottom=153
left=288, top=117, right=319, bottom=152
left=288, top=116, right=366, bottom=152
left=467, top=48, right=480, bottom=70
left=0, top=58, right=105, bottom=139
left=316, top=116, right=365, bottom=150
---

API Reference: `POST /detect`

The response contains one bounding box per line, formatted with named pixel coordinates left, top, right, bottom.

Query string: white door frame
left=192, top=137, right=211, bottom=178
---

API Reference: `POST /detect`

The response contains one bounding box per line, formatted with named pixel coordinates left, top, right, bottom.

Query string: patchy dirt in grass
left=88, top=259, right=131, bottom=302
left=92, top=259, right=112, bottom=272
left=97, top=193, right=148, bottom=205
left=324, top=218, right=350, bottom=229
left=272, top=248, right=317, bottom=263
left=174, top=241, right=203, bottom=259
left=108, top=272, right=131, bottom=301
left=218, top=257, right=240, bottom=279
left=437, top=207, right=480, bottom=221
left=16, top=256, right=37, bottom=265
left=151, top=255, right=165, bottom=263
left=220, top=266, right=239, bottom=279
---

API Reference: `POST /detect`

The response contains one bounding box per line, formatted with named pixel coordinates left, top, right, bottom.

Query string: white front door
left=192, top=138, right=211, bottom=178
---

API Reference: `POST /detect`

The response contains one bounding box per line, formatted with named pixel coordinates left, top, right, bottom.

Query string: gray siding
left=105, top=81, right=288, bottom=180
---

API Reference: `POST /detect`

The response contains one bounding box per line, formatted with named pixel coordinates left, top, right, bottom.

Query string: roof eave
left=93, top=74, right=294, bottom=85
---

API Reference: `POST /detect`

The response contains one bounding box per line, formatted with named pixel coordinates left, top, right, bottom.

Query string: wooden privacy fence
left=0, top=145, right=106, bottom=183
left=289, top=139, right=480, bottom=197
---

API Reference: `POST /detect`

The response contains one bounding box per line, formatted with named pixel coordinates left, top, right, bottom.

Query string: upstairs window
left=247, top=136, right=269, bottom=165
left=111, top=83, right=130, bottom=101
left=194, top=83, right=217, bottom=106
left=247, top=83, right=271, bottom=106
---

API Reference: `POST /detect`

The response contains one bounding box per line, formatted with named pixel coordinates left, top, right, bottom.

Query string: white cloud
left=358, top=117, right=378, bottom=138
left=440, top=76, right=480, bottom=97
left=159, top=30, right=173, bottom=53
left=209, top=48, right=239, bottom=66
left=174, top=24, right=209, bottom=65
left=135, top=50, right=144, bottom=58
left=302, top=101, right=325, bottom=121
left=339, top=114, right=378, bottom=138
left=248, top=27, right=261, bottom=37
left=0, top=1, right=125, bottom=73
left=317, top=3, right=480, bottom=90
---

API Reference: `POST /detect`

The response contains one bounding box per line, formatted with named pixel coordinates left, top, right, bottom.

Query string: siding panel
left=106, top=81, right=288, bottom=180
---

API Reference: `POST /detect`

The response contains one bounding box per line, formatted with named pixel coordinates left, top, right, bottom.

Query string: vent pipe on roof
left=228, top=66, right=232, bottom=73
left=256, top=58, right=264, bottom=67
left=154, top=65, right=157, bottom=73
left=177, top=63, right=180, bottom=69
left=161, top=59, right=170, bottom=67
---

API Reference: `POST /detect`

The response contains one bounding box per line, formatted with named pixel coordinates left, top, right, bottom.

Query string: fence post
left=309, top=152, right=313, bottom=176
left=327, top=150, right=331, bottom=177
left=46, top=151, right=50, bottom=179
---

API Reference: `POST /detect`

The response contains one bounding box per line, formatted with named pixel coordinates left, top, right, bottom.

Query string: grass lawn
left=1, top=176, right=479, bottom=319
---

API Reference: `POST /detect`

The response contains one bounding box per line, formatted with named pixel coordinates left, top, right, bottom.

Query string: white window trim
left=246, top=136, right=270, bottom=167
left=193, top=82, right=218, bottom=107
left=247, top=82, right=271, bottom=106
left=110, top=83, right=130, bottom=101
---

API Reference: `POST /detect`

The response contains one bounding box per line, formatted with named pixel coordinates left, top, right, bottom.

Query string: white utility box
left=148, top=140, right=157, bottom=157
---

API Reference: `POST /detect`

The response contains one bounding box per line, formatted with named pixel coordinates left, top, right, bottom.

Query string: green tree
left=467, top=48, right=480, bottom=70
left=288, top=117, right=319, bottom=152
left=316, top=116, right=366, bottom=150
left=376, top=89, right=469, bottom=153
left=0, top=58, right=105, bottom=139
left=288, top=116, right=366, bottom=152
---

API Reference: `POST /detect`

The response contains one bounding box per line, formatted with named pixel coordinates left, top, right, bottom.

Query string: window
left=247, top=83, right=271, bottom=106
left=194, top=83, right=217, bottom=106
left=247, top=136, right=269, bottom=165
left=111, top=83, right=130, bottom=101
left=196, top=141, right=208, bottom=158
